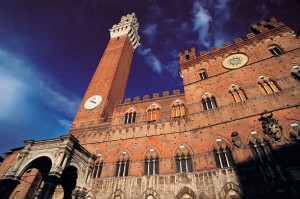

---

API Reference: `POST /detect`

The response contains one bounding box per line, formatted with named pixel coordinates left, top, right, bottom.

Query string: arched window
left=93, top=156, right=103, bottom=178
left=199, top=69, right=207, bottom=80
left=291, top=65, right=300, bottom=82
left=257, top=76, right=280, bottom=95
left=290, top=123, right=300, bottom=144
left=171, top=100, right=186, bottom=118
left=116, top=151, right=130, bottom=177
left=147, top=104, right=160, bottom=122
left=228, top=84, right=247, bottom=103
left=213, top=139, right=234, bottom=168
left=124, top=108, right=136, bottom=124
left=175, top=145, right=192, bottom=173
left=202, top=92, right=217, bottom=110
left=144, top=148, right=159, bottom=175
left=249, top=141, right=273, bottom=163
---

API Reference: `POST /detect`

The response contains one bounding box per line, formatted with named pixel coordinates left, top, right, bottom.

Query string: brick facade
left=0, top=14, right=300, bottom=199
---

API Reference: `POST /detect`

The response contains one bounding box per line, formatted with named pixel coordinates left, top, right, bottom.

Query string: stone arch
left=218, top=182, right=244, bottom=199
left=247, top=130, right=270, bottom=145
left=209, top=135, right=233, bottom=151
left=85, top=190, right=96, bottom=199
left=170, top=99, right=185, bottom=107
left=173, top=143, right=194, bottom=157
left=108, top=189, right=126, bottom=199
left=16, top=155, right=53, bottom=178
left=139, top=188, right=161, bottom=199
left=175, top=186, right=197, bottom=199
left=59, top=166, right=78, bottom=199
left=114, top=149, right=131, bottom=163
left=146, top=103, right=161, bottom=111
left=201, top=91, right=215, bottom=100
left=141, top=146, right=161, bottom=162
left=67, top=160, right=84, bottom=186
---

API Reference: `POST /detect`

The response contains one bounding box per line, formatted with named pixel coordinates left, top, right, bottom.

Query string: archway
left=9, top=156, right=53, bottom=199
left=59, top=166, right=78, bottom=199
left=175, top=187, right=197, bottom=199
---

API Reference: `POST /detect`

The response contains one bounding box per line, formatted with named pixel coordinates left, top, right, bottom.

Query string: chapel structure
left=0, top=13, right=300, bottom=199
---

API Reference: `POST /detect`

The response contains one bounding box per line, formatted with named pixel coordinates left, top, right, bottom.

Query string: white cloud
left=0, top=47, right=80, bottom=128
left=143, top=23, right=158, bottom=42
left=137, top=46, right=162, bottom=74
left=58, top=118, right=72, bottom=132
left=192, top=1, right=212, bottom=47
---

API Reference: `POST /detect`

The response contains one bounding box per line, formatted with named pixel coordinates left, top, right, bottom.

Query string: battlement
left=250, top=17, right=280, bottom=34
left=116, top=89, right=183, bottom=106
left=178, top=17, right=293, bottom=70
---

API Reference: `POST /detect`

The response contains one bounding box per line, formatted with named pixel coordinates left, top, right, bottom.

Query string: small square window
left=199, top=72, right=207, bottom=80
left=185, top=55, right=190, bottom=61
left=269, top=47, right=282, bottom=56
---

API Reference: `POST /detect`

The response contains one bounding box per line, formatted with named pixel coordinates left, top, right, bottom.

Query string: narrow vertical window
left=116, top=152, right=130, bottom=177
left=93, top=157, right=103, bottom=179
left=147, top=104, right=160, bottom=122
left=250, top=142, right=272, bottom=163
left=291, top=66, right=300, bottom=82
left=175, top=145, right=193, bottom=173
left=202, top=93, right=217, bottom=111
left=124, top=108, right=136, bottom=124
left=213, top=139, right=234, bottom=168
left=171, top=100, right=186, bottom=118
left=144, top=148, right=159, bottom=175
left=257, top=76, right=280, bottom=95
left=229, top=84, right=247, bottom=103
left=199, top=69, right=208, bottom=80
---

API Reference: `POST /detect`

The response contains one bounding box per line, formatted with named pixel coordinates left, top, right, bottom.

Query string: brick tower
left=71, top=13, right=140, bottom=128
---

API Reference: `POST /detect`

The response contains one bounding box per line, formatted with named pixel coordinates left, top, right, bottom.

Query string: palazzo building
left=0, top=13, right=300, bottom=199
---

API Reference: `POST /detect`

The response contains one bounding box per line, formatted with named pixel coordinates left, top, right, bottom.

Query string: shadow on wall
left=227, top=138, right=300, bottom=199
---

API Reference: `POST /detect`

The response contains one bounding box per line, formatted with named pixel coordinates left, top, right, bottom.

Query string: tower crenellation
left=117, top=89, right=183, bottom=106
left=109, top=13, right=140, bottom=49
left=178, top=17, right=293, bottom=71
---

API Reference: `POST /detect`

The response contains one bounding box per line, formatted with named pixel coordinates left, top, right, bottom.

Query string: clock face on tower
left=84, top=95, right=102, bottom=110
left=222, top=53, right=248, bottom=69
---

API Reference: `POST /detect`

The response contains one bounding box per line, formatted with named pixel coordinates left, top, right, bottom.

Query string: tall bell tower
left=71, top=13, right=140, bottom=129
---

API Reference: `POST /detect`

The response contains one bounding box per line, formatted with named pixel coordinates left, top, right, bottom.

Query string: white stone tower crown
left=109, top=13, right=140, bottom=49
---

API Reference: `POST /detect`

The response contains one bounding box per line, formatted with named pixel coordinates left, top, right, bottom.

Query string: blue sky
left=0, top=0, right=299, bottom=155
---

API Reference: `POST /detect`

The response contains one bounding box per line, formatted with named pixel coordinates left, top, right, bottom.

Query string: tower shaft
left=71, top=13, right=140, bottom=128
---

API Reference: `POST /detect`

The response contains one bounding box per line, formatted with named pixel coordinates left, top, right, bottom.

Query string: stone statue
left=259, top=113, right=282, bottom=141
left=231, top=132, right=242, bottom=148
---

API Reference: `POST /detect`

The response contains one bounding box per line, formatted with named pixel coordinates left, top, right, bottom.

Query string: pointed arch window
left=147, top=104, right=160, bottom=122
left=249, top=141, right=273, bottom=163
left=228, top=84, right=247, bottom=103
left=175, top=145, right=193, bottom=173
left=171, top=100, right=186, bottom=118
left=213, top=139, right=234, bottom=168
left=257, top=76, right=280, bottom=95
left=144, top=148, right=159, bottom=175
left=92, top=157, right=103, bottom=179
left=290, top=123, right=300, bottom=144
left=291, top=65, right=300, bottom=82
left=124, top=108, right=136, bottom=124
left=116, top=151, right=130, bottom=177
left=202, top=92, right=217, bottom=110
